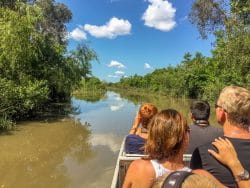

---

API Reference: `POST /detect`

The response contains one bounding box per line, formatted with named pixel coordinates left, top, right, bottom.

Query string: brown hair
left=145, top=109, right=188, bottom=160
left=139, top=103, right=158, bottom=129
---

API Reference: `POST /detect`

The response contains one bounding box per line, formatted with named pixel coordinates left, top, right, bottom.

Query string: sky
left=56, top=0, right=214, bottom=83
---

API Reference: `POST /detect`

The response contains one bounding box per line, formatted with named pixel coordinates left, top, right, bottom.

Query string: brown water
left=0, top=91, right=220, bottom=188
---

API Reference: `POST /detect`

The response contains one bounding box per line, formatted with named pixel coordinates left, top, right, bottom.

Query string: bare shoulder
left=129, top=159, right=154, bottom=173
left=123, top=159, right=155, bottom=188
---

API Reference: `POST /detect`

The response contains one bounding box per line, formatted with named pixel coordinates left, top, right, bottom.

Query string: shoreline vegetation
left=0, top=1, right=98, bottom=130
left=1, top=0, right=249, bottom=130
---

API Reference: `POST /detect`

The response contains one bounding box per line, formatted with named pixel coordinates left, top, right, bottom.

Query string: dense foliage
left=113, top=0, right=250, bottom=100
left=0, top=1, right=97, bottom=129
left=73, top=77, right=107, bottom=102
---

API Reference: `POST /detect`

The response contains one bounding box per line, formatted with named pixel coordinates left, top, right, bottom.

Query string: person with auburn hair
left=123, top=109, right=191, bottom=188
left=191, top=86, right=250, bottom=187
left=125, top=103, right=158, bottom=154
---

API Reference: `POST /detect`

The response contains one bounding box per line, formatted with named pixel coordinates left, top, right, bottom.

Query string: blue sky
left=57, top=0, right=214, bottom=82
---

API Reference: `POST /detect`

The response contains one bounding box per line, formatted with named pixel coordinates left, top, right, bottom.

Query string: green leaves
left=0, top=2, right=98, bottom=129
left=70, top=44, right=98, bottom=79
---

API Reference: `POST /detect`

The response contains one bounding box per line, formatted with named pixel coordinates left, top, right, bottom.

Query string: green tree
left=0, top=2, right=99, bottom=129
left=189, top=0, right=250, bottom=39
left=35, top=0, right=72, bottom=44
left=70, top=44, right=98, bottom=79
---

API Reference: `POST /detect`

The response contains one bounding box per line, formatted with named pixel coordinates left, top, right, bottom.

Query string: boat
left=111, top=138, right=192, bottom=188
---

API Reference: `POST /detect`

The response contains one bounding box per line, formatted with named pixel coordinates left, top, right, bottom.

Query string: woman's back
left=123, top=109, right=190, bottom=188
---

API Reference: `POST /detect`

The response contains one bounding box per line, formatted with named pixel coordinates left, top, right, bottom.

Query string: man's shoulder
left=208, top=124, right=223, bottom=130
left=190, top=124, right=223, bottom=133
left=225, top=137, right=250, bottom=151
left=196, top=141, right=214, bottom=151
left=190, top=123, right=221, bottom=129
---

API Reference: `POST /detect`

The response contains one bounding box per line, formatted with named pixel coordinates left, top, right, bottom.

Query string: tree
left=189, top=0, right=228, bottom=39
left=0, top=2, right=99, bottom=129
left=189, top=0, right=250, bottom=99
left=70, top=44, right=98, bottom=79
left=0, top=3, right=49, bottom=120
left=35, top=0, right=72, bottom=44
left=0, top=0, right=31, bottom=9
left=189, top=0, right=250, bottom=39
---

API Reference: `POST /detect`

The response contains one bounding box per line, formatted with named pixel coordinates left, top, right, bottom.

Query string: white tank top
left=150, top=159, right=191, bottom=178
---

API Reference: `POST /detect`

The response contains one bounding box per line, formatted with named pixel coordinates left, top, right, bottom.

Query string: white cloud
left=108, top=75, right=119, bottom=78
left=107, top=60, right=126, bottom=69
left=110, top=103, right=124, bottom=111
left=144, top=63, right=153, bottom=69
left=84, top=17, right=132, bottom=39
left=90, top=133, right=121, bottom=153
left=115, top=71, right=125, bottom=75
left=68, top=27, right=87, bottom=41
left=142, top=0, right=176, bottom=32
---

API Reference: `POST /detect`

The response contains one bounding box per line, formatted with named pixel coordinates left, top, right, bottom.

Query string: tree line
left=0, top=0, right=97, bottom=129
left=112, top=0, right=250, bottom=100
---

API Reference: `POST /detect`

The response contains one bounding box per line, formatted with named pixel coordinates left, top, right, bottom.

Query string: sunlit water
left=0, top=91, right=220, bottom=188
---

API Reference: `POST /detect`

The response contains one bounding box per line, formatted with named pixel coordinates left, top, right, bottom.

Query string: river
left=0, top=91, right=220, bottom=188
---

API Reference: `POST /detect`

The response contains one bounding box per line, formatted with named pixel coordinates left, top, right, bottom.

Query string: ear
left=216, top=108, right=226, bottom=125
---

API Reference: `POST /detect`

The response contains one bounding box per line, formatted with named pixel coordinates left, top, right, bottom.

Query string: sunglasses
left=214, top=104, right=227, bottom=112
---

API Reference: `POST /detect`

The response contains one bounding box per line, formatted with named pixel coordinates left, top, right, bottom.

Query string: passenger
left=125, top=103, right=158, bottom=154
left=191, top=86, right=250, bottom=188
left=153, top=137, right=250, bottom=188
left=209, top=137, right=250, bottom=188
left=123, top=109, right=191, bottom=188
left=152, top=171, right=219, bottom=188
left=186, top=100, right=223, bottom=154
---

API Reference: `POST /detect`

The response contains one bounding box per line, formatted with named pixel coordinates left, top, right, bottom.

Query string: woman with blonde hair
left=123, top=109, right=191, bottom=188
left=125, top=103, right=158, bottom=154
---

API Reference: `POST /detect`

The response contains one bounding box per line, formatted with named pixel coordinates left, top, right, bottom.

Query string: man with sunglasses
left=190, top=86, right=250, bottom=188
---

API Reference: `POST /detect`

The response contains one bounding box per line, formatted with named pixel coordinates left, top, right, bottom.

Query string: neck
left=224, top=123, right=250, bottom=139
left=160, top=152, right=185, bottom=170
left=194, top=120, right=209, bottom=127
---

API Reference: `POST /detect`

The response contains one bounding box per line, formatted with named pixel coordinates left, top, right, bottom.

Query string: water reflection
left=90, top=133, right=121, bottom=153
left=73, top=90, right=107, bottom=103
left=0, top=90, right=221, bottom=188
